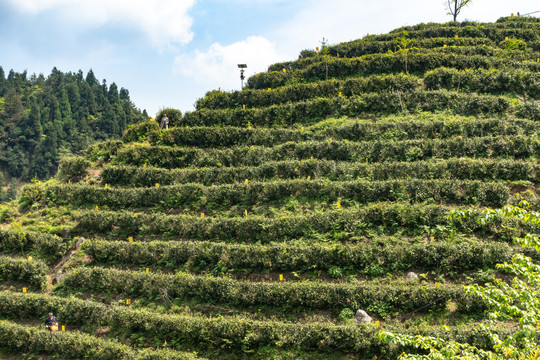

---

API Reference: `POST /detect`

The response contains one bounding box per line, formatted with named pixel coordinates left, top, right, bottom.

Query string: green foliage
left=58, top=156, right=91, bottom=182
left=0, top=320, right=203, bottom=360
left=0, top=255, right=48, bottom=290
left=25, top=178, right=511, bottom=210
left=156, top=108, right=182, bottom=128
left=0, top=68, right=148, bottom=180
left=0, top=228, right=69, bottom=263
left=123, top=119, right=160, bottom=143
left=338, top=308, right=355, bottom=322
left=100, top=157, right=540, bottom=188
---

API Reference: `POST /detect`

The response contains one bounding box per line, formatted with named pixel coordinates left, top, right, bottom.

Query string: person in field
left=160, top=114, right=169, bottom=130
left=45, top=312, right=58, bottom=331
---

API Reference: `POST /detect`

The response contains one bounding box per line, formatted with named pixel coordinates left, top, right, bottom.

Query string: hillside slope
left=0, top=16, right=539, bottom=359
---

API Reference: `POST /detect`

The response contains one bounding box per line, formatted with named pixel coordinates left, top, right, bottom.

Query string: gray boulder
left=354, top=309, right=372, bottom=324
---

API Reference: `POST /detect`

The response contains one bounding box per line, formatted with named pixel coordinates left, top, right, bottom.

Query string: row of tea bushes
left=424, top=67, right=540, bottom=98
left=99, top=158, right=539, bottom=187
left=72, top=203, right=525, bottom=243
left=0, top=256, right=48, bottom=290
left=25, top=179, right=512, bottom=209
left=247, top=52, right=540, bottom=89
left=0, top=291, right=505, bottom=356
left=149, top=118, right=540, bottom=147
left=182, top=91, right=540, bottom=127
left=196, top=74, right=420, bottom=110
left=62, top=266, right=480, bottom=314
left=109, top=135, right=540, bottom=168
left=83, top=238, right=526, bottom=275
left=0, top=320, right=204, bottom=360
left=0, top=229, right=70, bottom=263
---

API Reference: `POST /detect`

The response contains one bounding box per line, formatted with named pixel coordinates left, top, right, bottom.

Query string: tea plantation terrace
left=0, top=15, right=539, bottom=359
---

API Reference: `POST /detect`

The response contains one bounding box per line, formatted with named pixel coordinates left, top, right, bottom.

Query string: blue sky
left=0, top=0, right=538, bottom=116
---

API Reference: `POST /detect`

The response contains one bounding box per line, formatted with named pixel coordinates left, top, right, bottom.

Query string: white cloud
left=173, top=36, right=286, bottom=91
left=4, top=0, right=196, bottom=47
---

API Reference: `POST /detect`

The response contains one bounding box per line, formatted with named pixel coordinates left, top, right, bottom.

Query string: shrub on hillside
left=156, top=108, right=182, bottom=128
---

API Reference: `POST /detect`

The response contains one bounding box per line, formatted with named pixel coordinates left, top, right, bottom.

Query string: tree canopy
left=0, top=67, right=148, bottom=181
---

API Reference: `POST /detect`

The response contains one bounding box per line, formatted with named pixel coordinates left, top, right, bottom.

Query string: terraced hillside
left=0, top=16, right=539, bottom=359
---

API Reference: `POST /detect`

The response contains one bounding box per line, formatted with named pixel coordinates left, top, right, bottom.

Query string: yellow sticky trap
left=338, top=92, right=342, bottom=96
left=316, top=47, right=319, bottom=51
left=146, top=268, right=149, bottom=273
left=511, top=13, right=514, bottom=17
left=301, top=126, right=304, bottom=132
left=329, top=138, right=332, bottom=142
left=149, top=118, right=155, bottom=122
left=282, top=68, right=286, bottom=73
left=68, top=180, right=71, bottom=184
left=218, top=87, right=221, bottom=91
left=95, top=205, right=99, bottom=211
left=279, top=274, right=283, bottom=281
left=62, top=325, right=65, bottom=331
left=134, top=213, right=139, bottom=218
left=104, top=184, right=109, bottom=189
left=443, top=44, right=447, bottom=48
left=28, top=256, right=32, bottom=261
left=248, top=125, right=253, bottom=129
left=505, top=36, right=509, bottom=40
left=128, top=237, right=133, bottom=242
left=200, top=213, right=205, bottom=218
left=22, top=288, right=26, bottom=293
left=455, top=34, right=458, bottom=39
left=375, top=321, right=380, bottom=328
left=243, top=104, right=246, bottom=109
left=164, top=340, right=167, bottom=346
left=245, top=179, right=249, bottom=185
left=268, top=88, right=271, bottom=91
left=434, top=282, right=440, bottom=288
left=126, top=299, right=131, bottom=305
left=430, top=236, right=435, bottom=242
left=244, top=210, right=248, bottom=217
left=307, top=176, right=311, bottom=181
left=336, top=201, right=341, bottom=208
left=337, top=53, right=339, bottom=57
left=143, top=163, right=147, bottom=168
left=366, top=158, right=368, bottom=163
left=537, top=58, right=539, bottom=62
left=186, top=125, right=189, bottom=129
left=155, top=183, right=160, bottom=188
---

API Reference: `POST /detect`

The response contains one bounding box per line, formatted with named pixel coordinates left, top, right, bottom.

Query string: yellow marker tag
left=337, top=201, right=341, bottom=208
left=201, top=213, right=205, bottom=218
left=155, top=183, right=160, bottom=188
left=245, top=179, right=249, bottom=185
left=134, top=213, right=139, bottom=218
left=143, top=163, right=147, bottom=168
left=505, top=36, right=509, bottom=40
left=279, top=274, right=283, bottom=281
left=128, top=237, right=133, bottom=242
left=146, top=268, right=149, bottom=273
left=62, top=325, right=65, bottom=331
left=22, top=288, right=26, bottom=293
left=28, top=256, right=32, bottom=261
left=243, top=104, right=246, bottom=109
left=244, top=210, right=248, bottom=217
